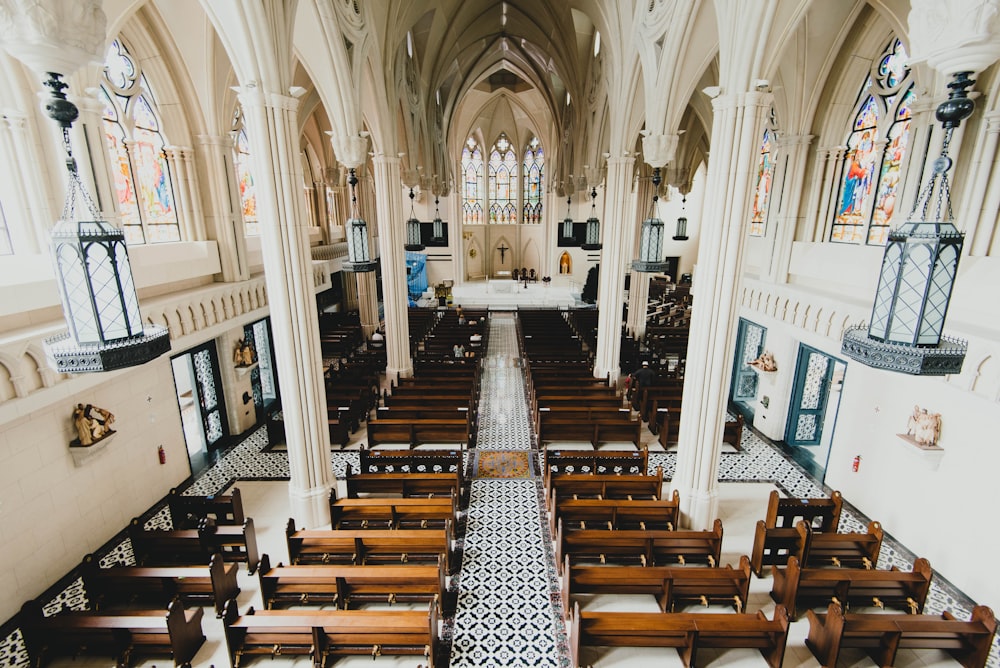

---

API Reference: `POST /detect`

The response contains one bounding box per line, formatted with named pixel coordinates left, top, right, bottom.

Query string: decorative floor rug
left=474, top=450, right=534, bottom=479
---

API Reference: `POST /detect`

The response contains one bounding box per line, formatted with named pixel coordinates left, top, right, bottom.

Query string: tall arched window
left=522, top=136, right=544, bottom=224
left=101, top=38, right=180, bottom=245
left=488, top=133, right=517, bottom=224
left=462, top=137, right=483, bottom=224
left=0, top=200, right=11, bottom=255
left=749, top=128, right=774, bottom=236
left=231, top=106, right=258, bottom=236
left=830, top=37, right=915, bottom=245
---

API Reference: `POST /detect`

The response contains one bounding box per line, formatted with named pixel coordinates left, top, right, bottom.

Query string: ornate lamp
left=673, top=195, right=689, bottom=241
left=632, top=168, right=669, bottom=273
left=582, top=187, right=602, bottom=250
left=561, top=195, right=574, bottom=238
left=432, top=196, right=444, bottom=242
left=343, top=168, right=377, bottom=272
left=41, top=73, right=169, bottom=373
left=404, top=188, right=424, bottom=251
left=841, top=72, right=974, bottom=375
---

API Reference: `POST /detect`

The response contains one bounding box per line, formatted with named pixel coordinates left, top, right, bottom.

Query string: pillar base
left=673, top=485, right=720, bottom=530
left=387, top=363, right=414, bottom=381
left=289, top=482, right=333, bottom=529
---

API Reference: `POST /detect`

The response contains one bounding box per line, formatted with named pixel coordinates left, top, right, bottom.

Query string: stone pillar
left=372, top=155, right=413, bottom=381
left=765, top=134, right=813, bottom=283
left=971, top=112, right=1000, bottom=255
left=356, top=271, right=379, bottom=336
left=164, top=146, right=205, bottom=241
left=71, top=90, right=119, bottom=227
left=673, top=90, right=772, bottom=529
left=592, top=156, right=636, bottom=382
left=0, top=111, right=49, bottom=252
left=239, top=86, right=332, bottom=526
left=195, top=134, right=249, bottom=282
left=625, top=173, right=655, bottom=338
left=812, top=146, right=845, bottom=241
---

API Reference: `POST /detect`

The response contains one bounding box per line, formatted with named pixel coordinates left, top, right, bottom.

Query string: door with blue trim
left=785, top=345, right=836, bottom=446
left=730, top=318, right=766, bottom=420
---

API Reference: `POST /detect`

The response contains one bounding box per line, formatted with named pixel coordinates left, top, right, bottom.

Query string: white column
left=625, top=174, right=655, bottom=338
left=812, top=146, right=845, bottom=242
left=592, top=156, right=636, bottom=382
left=240, top=87, right=332, bottom=526
left=673, top=90, right=771, bottom=529
left=963, top=111, right=1000, bottom=255
left=70, top=89, right=118, bottom=226
left=0, top=111, right=49, bottom=253
left=372, top=155, right=413, bottom=381
left=195, top=134, right=249, bottom=282
left=356, top=271, right=379, bottom=337
left=163, top=146, right=205, bottom=241
left=766, top=134, right=813, bottom=282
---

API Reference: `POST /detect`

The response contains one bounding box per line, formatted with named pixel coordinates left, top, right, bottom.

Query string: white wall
left=0, top=355, right=188, bottom=622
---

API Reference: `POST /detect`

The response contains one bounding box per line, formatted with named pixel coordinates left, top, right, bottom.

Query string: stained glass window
left=0, top=200, right=11, bottom=255
left=101, top=38, right=180, bottom=245
left=830, top=38, right=915, bottom=245
left=231, top=107, right=259, bottom=235
left=522, top=137, right=544, bottom=224
left=749, top=129, right=774, bottom=236
left=488, top=133, right=518, bottom=224
left=461, top=137, right=483, bottom=224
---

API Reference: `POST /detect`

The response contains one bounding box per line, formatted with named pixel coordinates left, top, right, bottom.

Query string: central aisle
left=449, top=313, right=568, bottom=666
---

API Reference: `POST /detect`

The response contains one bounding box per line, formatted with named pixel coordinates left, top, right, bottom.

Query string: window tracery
left=749, top=128, right=774, bottom=236
left=522, top=137, right=544, bottom=224
left=462, top=137, right=483, bottom=224
left=231, top=106, right=259, bottom=236
left=488, top=133, right=517, bottom=224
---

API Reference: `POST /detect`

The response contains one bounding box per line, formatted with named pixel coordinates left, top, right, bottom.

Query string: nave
left=5, top=311, right=990, bottom=668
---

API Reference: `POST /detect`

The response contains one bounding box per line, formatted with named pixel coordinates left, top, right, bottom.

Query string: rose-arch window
left=488, top=133, right=518, bottom=224
left=522, top=137, right=544, bottom=224
left=461, top=137, right=483, bottom=224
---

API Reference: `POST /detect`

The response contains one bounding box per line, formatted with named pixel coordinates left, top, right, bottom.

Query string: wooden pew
left=285, top=518, right=454, bottom=573
left=771, top=555, right=933, bottom=619
left=128, top=517, right=261, bottom=574
left=545, top=467, right=664, bottom=501
left=543, top=448, right=649, bottom=484
left=344, top=468, right=461, bottom=498
left=357, top=448, right=463, bottom=475
left=329, top=490, right=456, bottom=529
left=750, top=491, right=845, bottom=575
left=366, top=417, right=470, bottom=448
left=167, top=486, right=244, bottom=529
left=538, top=415, right=643, bottom=448
left=806, top=602, right=997, bottom=668
left=563, top=554, right=753, bottom=616
left=81, top=551, right=238, bottom=617
left=751, top=518, right=883, bottom=576
left=549, top=489, right=680, bottom=532
left=19, top=597, right=205, bottom=668
left=556, top=518, right=724, bottom=571
left=257, top=553, right=446, bottom=611
left=657, top=410, right=744, bottom=451
left=223, top=599, right=437, bottom=667
left=569, top=601, right=789, bottom=668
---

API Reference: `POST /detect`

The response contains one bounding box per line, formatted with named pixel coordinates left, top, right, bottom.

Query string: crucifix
left=497, top=243, right=509, bottom=263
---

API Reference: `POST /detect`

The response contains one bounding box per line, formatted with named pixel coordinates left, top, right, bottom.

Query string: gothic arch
left=522, top=238, right=541, bottom=276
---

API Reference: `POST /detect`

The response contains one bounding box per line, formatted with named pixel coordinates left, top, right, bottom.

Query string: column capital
left=775, top=134, right=814, bottom=148
left=641, top=133, right=679, bottom=168
left=710, top=90, right=773, bottom=112
left=985, top=110, right=1000, bottom=132
left=237, top=87, right=302, bottom=112
left=372, top=154, right=402, bottom=167
left=196, top=134, right=235, bottom=149
left=331, top=133, right=369, bottom=169
left=908, top=0, right=1000, bottom=75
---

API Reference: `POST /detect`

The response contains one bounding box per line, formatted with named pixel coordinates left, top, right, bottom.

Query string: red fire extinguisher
left=852, top=455, right=861, bottom=472
left=158, top=445, right=166, bottom=465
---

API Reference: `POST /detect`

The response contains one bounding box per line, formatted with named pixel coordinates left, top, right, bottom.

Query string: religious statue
left=906, top=405, right=942, bottom=447
left=748, top=351, right=778, bottom=372
left=234, top=338, right=254, bottom=367
left=72, top=403, right=115, bottom=446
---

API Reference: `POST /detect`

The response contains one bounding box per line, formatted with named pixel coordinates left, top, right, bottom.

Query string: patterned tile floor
left=1, top=310, right=996, bottom=668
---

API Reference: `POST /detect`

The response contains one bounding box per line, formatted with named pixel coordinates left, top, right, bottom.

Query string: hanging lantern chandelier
left=432, top=196, right=444, bottom=242
left=673, top=195, right=689, bottom=241
left=632, top=167, right=669, bottom=273
left=404, top=188, right=424, bottom=251
left=840, top=71, right=974, bottom=376
left=581, top=187, right=602, bottom=250
left=561, top=195, right=574, bottom=239
left=41, top=73, right=170, bottom=373
left=343, top=168, right=377, bottom=272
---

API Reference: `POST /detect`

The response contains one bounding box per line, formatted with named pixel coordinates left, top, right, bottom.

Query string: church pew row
left=751, top=519, right=884, bottom=576
left=545, top=468, right=664, bottom=501
left=764, top=489, right=843, bottom=529
left=805, top=602, right=997, bottom=668
left=374, top=406, right=474, bottom=438
left=365, top=417, right=470, bottom=448
left=569, top=601, right=789, bottom=668
left=223, top=599, right=437, bottom=668
left=556, top=518, right=724, bottom=572
left=129, top=517, right=261, bottom=574
left=656, top=409, right=744, bottom=451
left=538, top=417, right=643, bottom=448
left=19, top=597, right=205, bottom=668
left=771, top=555, right=934, bottom=619
left=543, top=448, right=649, bottom=484
left=356, top=448, right=463, bottom=475
left=329, top=490, right=456, bottom=529
left=562, top=554, right=753, bottom=617
left=344, top=468, right=461, bottom=498
left=285, top=518, right=454, bottom=573
left=548, top=489, right=680, bottom=532
left=167, top=486, right=244, bottom=529
left=81, top=551, right=238, bottom=617
left=257, top=553, right=446, bottom=611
